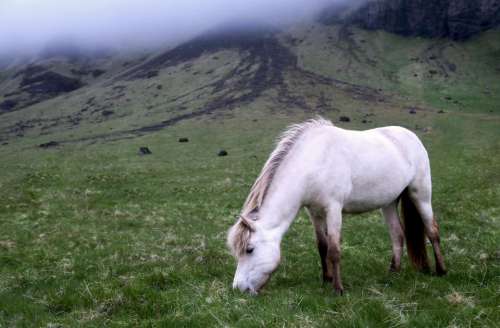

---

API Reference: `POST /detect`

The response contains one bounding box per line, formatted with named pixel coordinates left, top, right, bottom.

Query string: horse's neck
left=258, top=169, right=303, bottom=240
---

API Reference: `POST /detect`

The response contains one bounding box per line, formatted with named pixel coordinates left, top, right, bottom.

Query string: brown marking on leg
left=316, top=232, right=332, bottom=282
left=327, top=235, right=343, bottom=295
left=308, top=206, right=332, bottom=283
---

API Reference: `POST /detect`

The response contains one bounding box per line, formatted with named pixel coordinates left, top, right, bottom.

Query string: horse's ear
left=239, top=216, right=255, bottom=232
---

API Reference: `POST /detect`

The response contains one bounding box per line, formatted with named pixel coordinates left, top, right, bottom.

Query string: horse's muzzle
left=233, top=280, right=258, bottom=295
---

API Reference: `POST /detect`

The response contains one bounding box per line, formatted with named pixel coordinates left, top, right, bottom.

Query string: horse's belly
left=342, top=188, right=402, bottom=213
left=342, top=161, right=412, bottom=213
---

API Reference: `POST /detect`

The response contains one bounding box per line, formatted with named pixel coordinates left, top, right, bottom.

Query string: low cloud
left=0, top=0, right=353, bottom=58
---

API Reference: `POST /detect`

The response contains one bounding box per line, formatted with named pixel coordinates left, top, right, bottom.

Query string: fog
left=0, top=0, right=360, bottom=58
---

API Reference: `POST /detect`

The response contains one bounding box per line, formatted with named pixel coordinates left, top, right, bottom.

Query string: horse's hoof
left=322, top=275, right=333, bottom=283
left=334, top=287, right=344, bottom=296
left=436, top=268, right=447, bottom=276
left=418, top=265, right=431, bottom=275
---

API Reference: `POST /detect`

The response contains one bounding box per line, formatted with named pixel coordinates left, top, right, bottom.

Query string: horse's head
left=227, top=211, right=281, bottom=295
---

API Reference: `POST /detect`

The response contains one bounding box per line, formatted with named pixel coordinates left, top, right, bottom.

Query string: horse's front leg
left=326, top=204, right=343, bottom=295
left=307, top=207, right=332, bottom=283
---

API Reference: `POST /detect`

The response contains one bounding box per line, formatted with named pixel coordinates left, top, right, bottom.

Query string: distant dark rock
left=1, top=142, right=8, bottom=146
left=409, top=108, right=417, bottom=114
left=339, top=116, right=351, bottom=122
left=438, top=110, right=446, bottom=113
left=146, top=71, right=159, bottom=78
left=86, top=97, right=96, bottom=105
left=102, top=110, right=114, bottom=117
left=0, top=99, right=18, bottom=111
left=156, top=85, right=163, bottom=90
left=139, top=147, right=152, bottom=155
left=178, top=137, right=189, bottom=143
left=320, top=0, right=500, bottom=40
left=91, top=69, right=105, bottom=78
left=218, top=150, right=228, bottom=157
left=39, top=141, right=59, bottom=148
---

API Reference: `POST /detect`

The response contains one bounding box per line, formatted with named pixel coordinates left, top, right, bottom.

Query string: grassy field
left=1, top=106, right=499, bottom=327
left=0, top=24, right=499, bottom=327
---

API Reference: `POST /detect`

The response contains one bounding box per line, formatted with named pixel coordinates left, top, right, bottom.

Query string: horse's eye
left=246, top=248, right=254, bottom=254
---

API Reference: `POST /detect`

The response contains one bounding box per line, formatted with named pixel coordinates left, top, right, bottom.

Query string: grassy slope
left=285, top=25, right=500, bottom=113
left=0, top=24, right=499, bottom=327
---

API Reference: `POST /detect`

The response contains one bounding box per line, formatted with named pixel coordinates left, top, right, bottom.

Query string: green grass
left=0, top=23, right=499, bottom=327
left=0, top=105, right=499, bottom=327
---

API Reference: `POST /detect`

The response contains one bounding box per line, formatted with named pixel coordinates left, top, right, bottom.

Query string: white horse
left=227, top=117, right=446, bottom=295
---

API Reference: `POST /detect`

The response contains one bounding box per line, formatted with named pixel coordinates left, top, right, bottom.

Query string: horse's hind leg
left=382, top=202, right=404, bottom=272
left=408, top=184, right=447, bottom=275
left=306, top=206, right=331, bottom=283
left=414, top=199, right=447, bottom=275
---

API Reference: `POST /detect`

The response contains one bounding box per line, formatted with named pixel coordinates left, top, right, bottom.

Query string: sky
left=0, top=0, right=354, bottom=57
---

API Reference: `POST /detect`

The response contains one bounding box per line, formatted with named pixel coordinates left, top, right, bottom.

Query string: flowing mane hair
left=227, top=117, right=333, bottom=256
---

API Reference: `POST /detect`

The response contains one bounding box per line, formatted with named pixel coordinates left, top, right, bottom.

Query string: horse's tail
left=400, top=188, right=430, bottom=272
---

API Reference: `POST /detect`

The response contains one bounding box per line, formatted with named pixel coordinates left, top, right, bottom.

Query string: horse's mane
left=228, top=117, right=333, bottom=256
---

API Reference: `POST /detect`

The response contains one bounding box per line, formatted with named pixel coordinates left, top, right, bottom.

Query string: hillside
left=0, top=22, right=499, bottom=146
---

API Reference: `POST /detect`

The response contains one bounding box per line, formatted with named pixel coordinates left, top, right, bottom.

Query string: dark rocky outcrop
left=20, top=71, right=83, bottom=95
left=139, top=147, right=152, bottom=155
left=39, top=141, right=59, bottom=148
left=0, top=99, right=18, bottom=111
left=321, top=0, right=500, bottom=40
left=1, top=67, right=85, bottom=113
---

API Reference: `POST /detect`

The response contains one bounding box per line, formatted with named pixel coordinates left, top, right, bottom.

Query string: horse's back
left=299, top=125, right=430, bottom=212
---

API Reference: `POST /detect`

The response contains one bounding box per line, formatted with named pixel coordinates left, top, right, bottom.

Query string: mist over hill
left=0, top=0, right=499, bottom=145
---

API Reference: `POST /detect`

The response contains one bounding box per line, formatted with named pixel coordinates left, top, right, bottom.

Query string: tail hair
left=400, top=188, right=430, bottom=272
